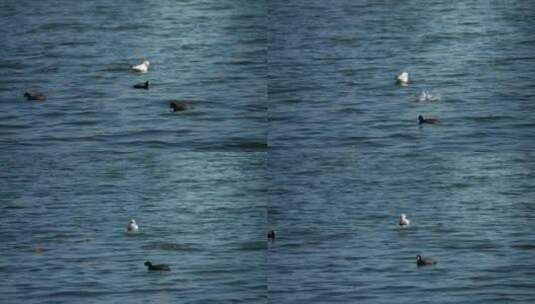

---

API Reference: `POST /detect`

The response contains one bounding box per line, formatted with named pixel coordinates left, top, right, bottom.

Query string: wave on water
left=235, top=241, right=267, bottom=251
left=141, top=242, right=200, bottom=252
left=464, top=115, right=514, bottom=123
left=223, top=141, right=268, bottom=151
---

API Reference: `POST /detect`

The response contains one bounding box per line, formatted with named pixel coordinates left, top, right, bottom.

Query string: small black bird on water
left=24, top=91, right=46, bottom=101
left=169, top=101, right=192, bottom=112
left=145, top=261, right=171, bottom=271
left=267, top=230, right=275, bottom=240
left=416, top=255, right=437, bottom=266
left=133, top=81, right=150, bottom=89
left=418, top=115, right=439, bottom=125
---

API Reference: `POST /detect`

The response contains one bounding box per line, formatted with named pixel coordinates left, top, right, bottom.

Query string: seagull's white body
left=399, top=214, right=410, bottom=226
left=396, top=71, right=409, bottom=85
left=131, top=60, right=150, bottom=73
left=127, top=219, right=139, bottom=232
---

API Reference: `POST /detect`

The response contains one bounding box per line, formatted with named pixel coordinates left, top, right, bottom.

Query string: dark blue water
left=0, top=0, right=267, bottom=152
left=0, top=151, right=267, bottom=303
left=268, top=0, right=535, bottom=152
left=267, top=1, right=535, bottom=303
left=268, top=151, right=535, bottom=303
left=2, top=0, right=535, bottom=303
left=0, top=1, right=267, bottom=303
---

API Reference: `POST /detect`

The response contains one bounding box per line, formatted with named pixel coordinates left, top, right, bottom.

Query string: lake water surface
left=2, top=0, right=535, bottom=303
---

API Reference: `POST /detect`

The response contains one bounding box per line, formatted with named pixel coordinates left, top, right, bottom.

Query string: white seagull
left=396, top=71, right=409, bottom=85
left=399, top=214, right=410, bottom=226
left=127, top=219, right=139, bottom=232
left=131, top=60, right=150, bottom=73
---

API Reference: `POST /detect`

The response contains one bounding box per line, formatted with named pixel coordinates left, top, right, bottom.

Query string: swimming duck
left=418, top=115, right=439, bottom=125
left=170, top=101, right=192, bottom=112
left=145, top=261, right=171, bottom=271
left=416, top=255, right=437, bottom=266
left=267, top=230, right=276, bottom=240
left=24, top=91, right=46, bottom=101
left=127, top=219, right=139, bottom=232
left=131, top=60, right=150, bottom=73
left=133, top=81, right=150, bottom=89
left=399, top=214, right=410, bottom=226
left=396, top=71, right=409, bottom=85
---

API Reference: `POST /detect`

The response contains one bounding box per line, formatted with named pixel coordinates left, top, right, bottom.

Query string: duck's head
left=169, top=102, right=183, bottom=111
left=145, top=81, right=150, bottom=86
left=400, top=214, right=407, bottom=219
left=143, top=60, right=150, bottom=67
left=129, top=219, right=136, bottom=225
left=144, top=261, right=152, bottom=267
left=416, top=255, right=422, bottom=261
left=418, top=115, right=424, bottom=123
left=24, top=92, right=31, bottom=98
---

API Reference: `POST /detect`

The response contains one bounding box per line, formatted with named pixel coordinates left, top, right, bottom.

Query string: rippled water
left=0, top=0, right=267, bottom=152
left=2, top=0, right=535, bottom=303
left=269, top=0, right=535, bottom=152
left=267, top=1, right=535, bottom=303
left=1, top=1, right=267, bottom=303
left=0, top=151, right=267, bottom=303
left=268, top=151, right=535, bottom=303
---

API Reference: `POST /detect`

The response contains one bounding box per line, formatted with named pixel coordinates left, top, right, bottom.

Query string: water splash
left=417, top=90, right=441, bottom=102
